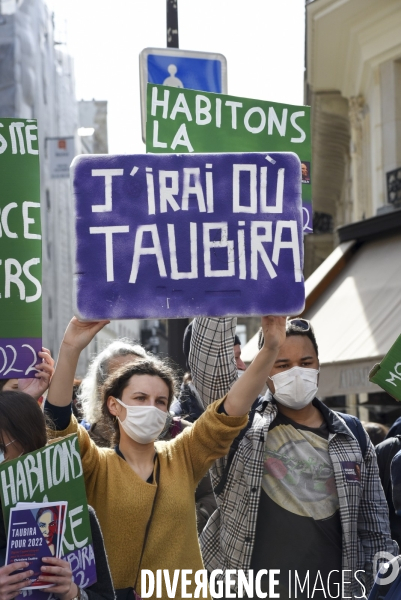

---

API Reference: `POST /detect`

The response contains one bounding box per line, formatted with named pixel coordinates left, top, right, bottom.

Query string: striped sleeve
left=189, top=317, right=238, bottom=409
left=357, top=437, right=399, bottom=589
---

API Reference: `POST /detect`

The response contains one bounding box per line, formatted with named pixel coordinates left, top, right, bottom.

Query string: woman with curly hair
left=45, top=316, right=286, bottom=600
left=0, top=391, right=114, bottom=600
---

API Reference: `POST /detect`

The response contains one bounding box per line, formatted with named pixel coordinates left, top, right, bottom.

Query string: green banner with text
left=0, top=118, right=42, bottom=377
left=146, top=84, right=312, bottom=232
left=369, top=334, right=401, bottom=401
left=0, top=435, right=97, bottom=591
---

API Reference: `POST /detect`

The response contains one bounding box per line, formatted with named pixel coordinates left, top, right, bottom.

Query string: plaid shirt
left=189, top=317, right=398, bottom=598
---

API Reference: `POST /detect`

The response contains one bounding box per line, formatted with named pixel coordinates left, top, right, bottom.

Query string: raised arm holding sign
left=44, top=314, right=286, bottom=600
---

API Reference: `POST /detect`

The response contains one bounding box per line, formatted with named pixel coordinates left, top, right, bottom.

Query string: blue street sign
left=140, top=48, right=227, bottom=141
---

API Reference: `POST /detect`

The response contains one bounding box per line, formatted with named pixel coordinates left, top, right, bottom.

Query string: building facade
left=0, top=0, right=142, bottom=377
left=305, top=0, right=401, bottom=276
left=242, top=0, right=401, bottom=426
left=0, top=0, right=79, bottom=360
left=293, top=0, right=401, bottom=424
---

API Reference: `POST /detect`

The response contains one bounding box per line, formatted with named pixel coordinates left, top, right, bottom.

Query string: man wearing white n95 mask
left=262, top=318, right=320, bottom=413
left=189, top=316, right=397, bottom=600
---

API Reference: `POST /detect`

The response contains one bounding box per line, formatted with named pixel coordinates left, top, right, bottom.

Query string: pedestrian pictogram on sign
left=140, top=47, right=227, bottom=141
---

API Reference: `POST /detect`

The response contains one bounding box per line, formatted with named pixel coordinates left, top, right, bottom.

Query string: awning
left=304, top=233, right=401, bottom=396
left=242, top=232, right=401, bottom=397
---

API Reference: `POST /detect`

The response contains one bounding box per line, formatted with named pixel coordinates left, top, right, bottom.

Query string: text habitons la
left=88, top=164, right=302, bottom=284
left=149, top=87, right=307, bottom=152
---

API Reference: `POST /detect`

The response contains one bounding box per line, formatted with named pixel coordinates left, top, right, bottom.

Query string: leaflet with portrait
left=6, top=501, right=67, bottom=590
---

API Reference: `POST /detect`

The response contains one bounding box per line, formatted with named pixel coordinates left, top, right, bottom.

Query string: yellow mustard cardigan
left=51, top=398, right=247, bottom=599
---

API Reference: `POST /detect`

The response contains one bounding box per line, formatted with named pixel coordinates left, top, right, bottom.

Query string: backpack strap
left=383, top=435, right=401, bottom=499
left=390, top=445, right=401, bottom=515
left=213, top=398, right=260, bottom=495
left=337, top=412, right=367, bottom=458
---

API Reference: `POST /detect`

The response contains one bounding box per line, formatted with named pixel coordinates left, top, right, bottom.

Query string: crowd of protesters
left=0, top=315, right=401, bottom=600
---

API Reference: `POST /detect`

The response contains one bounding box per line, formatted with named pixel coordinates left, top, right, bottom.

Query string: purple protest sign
left=72, top=152, right=305, bottom=319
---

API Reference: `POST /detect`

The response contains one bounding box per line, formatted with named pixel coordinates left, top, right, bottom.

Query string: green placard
left=0, top=435, right=96, bottom=586
left=369, top=334, right=401, bottom=401
left=145, top=84, right=312, bottom=230
left=0, top=119, right=42, bottom=375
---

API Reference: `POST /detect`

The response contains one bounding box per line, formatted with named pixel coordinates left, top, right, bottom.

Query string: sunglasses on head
left=287, top=318, right=311, bottom=331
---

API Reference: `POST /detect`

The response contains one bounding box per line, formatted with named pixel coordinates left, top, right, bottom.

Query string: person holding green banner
left=44, top=315, right=287, bottom=600
left=0, top=390, right=115, bottom=600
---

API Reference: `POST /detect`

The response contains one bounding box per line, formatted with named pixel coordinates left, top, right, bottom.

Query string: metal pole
left=165, top=0, right=188, bottom=371
left=166, top=0, right=179, bottom=48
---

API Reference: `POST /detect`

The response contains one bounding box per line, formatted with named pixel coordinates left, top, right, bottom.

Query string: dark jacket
left=194, top=472, right=216, bottom=535
left=87, top=505, right=115, bottom=600
left=368, top=555, right=401, bottom=600
left=170, top=381, right=204, bottom=423
left=386, top=417, right=401, bottom=439
left=376, top=436, right=401, bottom=547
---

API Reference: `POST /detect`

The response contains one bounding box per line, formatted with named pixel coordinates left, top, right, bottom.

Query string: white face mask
left=115, top=399, right=168, bottom=444
left=269, top=366, right=319, bottom=410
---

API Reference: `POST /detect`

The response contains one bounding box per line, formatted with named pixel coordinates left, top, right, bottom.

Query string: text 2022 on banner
left=72, top=152, right=305, bottom=320
left=0, top=119, right=42, bottom=377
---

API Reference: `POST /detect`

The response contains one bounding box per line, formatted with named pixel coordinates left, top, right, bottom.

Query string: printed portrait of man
left=301, top=161, right=310, bottom=184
